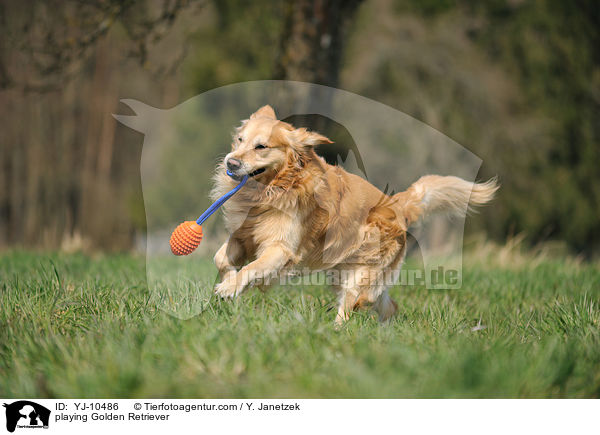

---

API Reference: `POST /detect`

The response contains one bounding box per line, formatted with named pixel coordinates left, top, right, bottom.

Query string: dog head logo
left=3, top=401, right=50, bottom=432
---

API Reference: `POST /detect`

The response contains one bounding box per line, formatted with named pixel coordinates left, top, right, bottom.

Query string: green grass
left=1, top=250, right=599, bottom=398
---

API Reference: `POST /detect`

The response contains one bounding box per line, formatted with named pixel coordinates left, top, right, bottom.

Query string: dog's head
left=224, top=105, right=332, bottom=182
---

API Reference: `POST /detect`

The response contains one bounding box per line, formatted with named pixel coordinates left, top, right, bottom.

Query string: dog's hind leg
left=371, top=253, right=404, bottom=322
left=373, top=290, right=398, bottom=322
left=341, top=258, right=403, bottom=324
left=333, top=266, right=373, bottom=325
left=335, top=287, right=359, bottom=326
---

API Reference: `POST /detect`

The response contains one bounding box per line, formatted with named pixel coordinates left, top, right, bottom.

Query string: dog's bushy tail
left=394, top=175, right=499, bottom=225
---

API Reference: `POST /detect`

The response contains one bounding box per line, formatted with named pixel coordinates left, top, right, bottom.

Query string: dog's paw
left=214, top=279, right=242, bottom=298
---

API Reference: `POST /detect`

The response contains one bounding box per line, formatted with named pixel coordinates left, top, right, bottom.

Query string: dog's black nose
left=227, top=158, right=242, bottom=171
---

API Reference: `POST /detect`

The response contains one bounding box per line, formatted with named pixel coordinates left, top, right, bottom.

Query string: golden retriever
left=212, top=105, right=498, bottom=324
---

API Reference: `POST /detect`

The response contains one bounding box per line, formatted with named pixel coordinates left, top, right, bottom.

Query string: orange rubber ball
left=169, top=221, right=203, bottom=255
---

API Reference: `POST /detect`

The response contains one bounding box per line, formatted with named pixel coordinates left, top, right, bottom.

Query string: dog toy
left=169, top=171, right=248, bottom=255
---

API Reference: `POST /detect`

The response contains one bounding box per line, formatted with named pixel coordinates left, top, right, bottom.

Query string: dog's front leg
left=214, top=237, right=246, bottom=280
left=215, top=242, right=293, bottom=298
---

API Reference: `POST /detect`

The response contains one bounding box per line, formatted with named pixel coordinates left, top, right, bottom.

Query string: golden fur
left=212, top=105, right=498, bottom=324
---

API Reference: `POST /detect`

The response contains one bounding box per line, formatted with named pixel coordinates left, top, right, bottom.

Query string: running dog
left=212, top=105, right=497, bottom=324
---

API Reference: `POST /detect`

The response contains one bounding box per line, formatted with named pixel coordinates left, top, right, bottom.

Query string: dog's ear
left=291, top=128, right=333, bottom=147
left=250, top=105, right=277, bottom=120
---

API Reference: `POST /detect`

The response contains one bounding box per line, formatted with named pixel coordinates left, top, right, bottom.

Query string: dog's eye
left=255, top=144, right=267, bottom=149
left=238, top=137, right=242, bottom=142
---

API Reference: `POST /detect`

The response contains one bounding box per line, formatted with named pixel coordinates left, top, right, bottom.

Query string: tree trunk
left=275, top=0, right=363, bottom=87
left=274, top=0, right=364, bottom=173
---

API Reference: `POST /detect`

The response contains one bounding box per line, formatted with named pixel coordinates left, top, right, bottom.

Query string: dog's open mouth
left=248, top=168, right=266, bottom=177
left=228, top=167, right=266, bottom=181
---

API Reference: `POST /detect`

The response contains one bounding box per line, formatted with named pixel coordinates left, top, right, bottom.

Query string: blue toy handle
left=196, top=171, right=248, bottom=225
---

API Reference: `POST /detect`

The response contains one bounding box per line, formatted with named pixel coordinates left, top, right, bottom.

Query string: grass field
left=1, top=249, right=599, bottom=398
